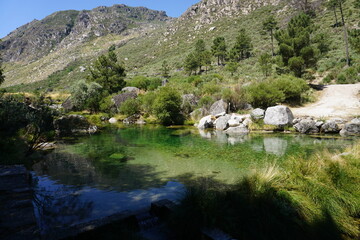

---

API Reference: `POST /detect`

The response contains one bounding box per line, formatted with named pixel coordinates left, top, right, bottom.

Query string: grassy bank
left=168, top=142, right=360, bottom=240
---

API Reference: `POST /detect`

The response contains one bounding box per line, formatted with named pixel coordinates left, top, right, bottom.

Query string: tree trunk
left=339, top=1, right=350, bottom=66
left=333, top=7, right=339, bottom=26
left=270, top=29, right=275, bottom=56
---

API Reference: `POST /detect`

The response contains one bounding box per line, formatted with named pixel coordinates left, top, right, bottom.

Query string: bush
left=128, top=76, right=149, bottom=90
left=119, top=98, right=141, bottom=116
left=272, top=75, right=309, bottom=104
left=198, top=95, right=214, bottom=109
left=139, top=91, right=157, bottom=115
left=246, top=81, right=285, bottom=108
left=153, top=87, right=184, bottom=125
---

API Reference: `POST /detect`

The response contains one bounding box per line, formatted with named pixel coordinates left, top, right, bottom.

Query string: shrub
left=198, top=95, right=214, bottom=109
left=272, top=75, right=309, bottom=104
left=336, top=73, right=347, bottom=84
left=119, top=98, right=141, bottom=116
left=246, top=81, right=285, bottom=108
left=139, top=91, right=157, bottom=115
left=129, top=76, right=149, bottom=90
left=153, top=87, right=184, bottom=125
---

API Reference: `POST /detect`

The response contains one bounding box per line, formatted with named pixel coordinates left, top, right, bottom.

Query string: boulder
left=198, top=115, right=215, bottom=129
left=112, top=92, right=137, bottom=109
left=251, top=108, right=265, bottom=121
left=61, top=97, right=74, bottom=111
left=294, top=119, right=319, bottom=134
left=122, top=87, right=140, bottom=94
left=109, top=117, right=118, bottom=124
left=228, top=113, right=244, bottom=127
left=209, top=99, right=228, bottom=116
left=340, top=123, right=360, bottom=136
left=321, top=120, right=340, bottom=133
left=123, top=114, right=141, bottom=124
left=225, top=124, right=249, bottom=134
left=215, top=114, right=231, bottom=130
left=54, top=115, right=96, bottom=136
left=315, top=121, right=324, bottom=128
left=190, top=108, right=209, bottom=121
left=242, top=118, right=253, bottom=127
left=264, top=105, right=294, bottom=127
left=351, top=118, right=360, bottom=124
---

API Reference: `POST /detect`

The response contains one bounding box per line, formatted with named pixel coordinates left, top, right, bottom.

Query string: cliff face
left=0, top=4, right=171, bottom=63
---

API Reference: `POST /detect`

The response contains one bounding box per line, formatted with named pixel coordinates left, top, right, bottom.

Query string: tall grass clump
left=168, top=143, right=360, bottom=240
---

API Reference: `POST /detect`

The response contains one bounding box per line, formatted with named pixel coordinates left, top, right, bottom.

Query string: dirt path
left=290, top=83, right=360, bottom=119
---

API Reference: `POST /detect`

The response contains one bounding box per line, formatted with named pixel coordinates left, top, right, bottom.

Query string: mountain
left=1, top=0, right=359, bottom=90
left=0, top=4, right=171, bottom=63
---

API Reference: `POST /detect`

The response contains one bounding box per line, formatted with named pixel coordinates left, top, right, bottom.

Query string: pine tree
left=259, top=53, right=272, bottom=77
left=275, top=13, right=318, bottom=77
left=161, top=60, right=170, bottom=78
left=327, top=0, right=340, bottom=27
left=211, top=37, right=227, bottom=65
left=262, top=16, right=278, bottom=56
left=88, top=49, right=126, bottom=94
left=184, top=53, right=199, bottom=75
left=230, top=29, right=253, bottom=61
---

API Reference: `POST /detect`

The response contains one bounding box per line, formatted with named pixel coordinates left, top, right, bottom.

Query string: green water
left=33, top=126, right=355, bottom=190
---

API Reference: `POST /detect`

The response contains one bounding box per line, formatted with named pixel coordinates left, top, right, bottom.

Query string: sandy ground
left=290, top=83, right=360, bottom=119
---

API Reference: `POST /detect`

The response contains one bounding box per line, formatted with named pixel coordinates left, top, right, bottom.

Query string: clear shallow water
left=31, top=126, right=356, bottom=235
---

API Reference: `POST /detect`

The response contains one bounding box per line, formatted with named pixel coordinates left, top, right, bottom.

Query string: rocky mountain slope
left=1, top=0, right=359, bottom=89
left=0, top=4, right=171, bottom=63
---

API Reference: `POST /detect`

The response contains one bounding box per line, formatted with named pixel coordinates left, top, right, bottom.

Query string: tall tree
left=211, top=37, right=227, bottom=65
left=338, top=0, right=350, bottom=66
left=88, top=49, right=126, bottom=94
left=230, top=29, right=253, bottom=62
left=262, top=16, right=278, bottom=56
left=194, top=39, right=207, bottom=72
left=184, top=53, right=199, bottom=75
left=275, top=13, right=318, bottom=77
left=327, top=0, right=340, bottom=27
left=259, top=53, right=272, bottom=77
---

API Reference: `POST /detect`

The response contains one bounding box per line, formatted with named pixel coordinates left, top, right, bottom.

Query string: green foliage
left=70, top=80, right=103, bottom=113
left=99, top=95, right=116, bottom=114
left=119, top=98, right=141, bottom=116
left=88, top=50, right=126, bottom=94
left=262, top=16, right=278, bottom=55
left=289, top=56, right=305, bottom=77
left=211, top=37, right=227, bottom=65
left=246, top=81, right=285, bottom=108
left=348, top=29, right=360, bottom=53
left=161, top=60, right=170, bottom=78
left=198, top=95, right=214, bottom=109
left=128, top=75, right=162, bottom=91
left=184, top=53, right=199, bottom=75
left=139, top=91, right=157, bottom=115
left=224, top=62, right=239, bottom=76
left=259, top=53, right=272, bottom=77
left=246, top=75, right=309, bottom=108
left=153, top=87, right=184, bottom=125
left=275, top=13, right=319, bottom=77
left=230, top=29, right=253, bottom=61
left=272, top=75, right=310, bottom=103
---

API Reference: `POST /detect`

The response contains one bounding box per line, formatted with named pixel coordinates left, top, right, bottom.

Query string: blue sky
left=0, top=0, right=199, bottom=38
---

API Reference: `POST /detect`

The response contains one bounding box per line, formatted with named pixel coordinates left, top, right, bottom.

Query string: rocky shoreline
left=195, top=101, right=360, bottom=137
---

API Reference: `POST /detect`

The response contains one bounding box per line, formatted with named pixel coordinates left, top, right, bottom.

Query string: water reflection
left=33, top=174, right=184, bottom=237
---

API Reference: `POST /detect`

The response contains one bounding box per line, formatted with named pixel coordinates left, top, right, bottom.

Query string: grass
left=168, top=141, right=360, bottom=240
